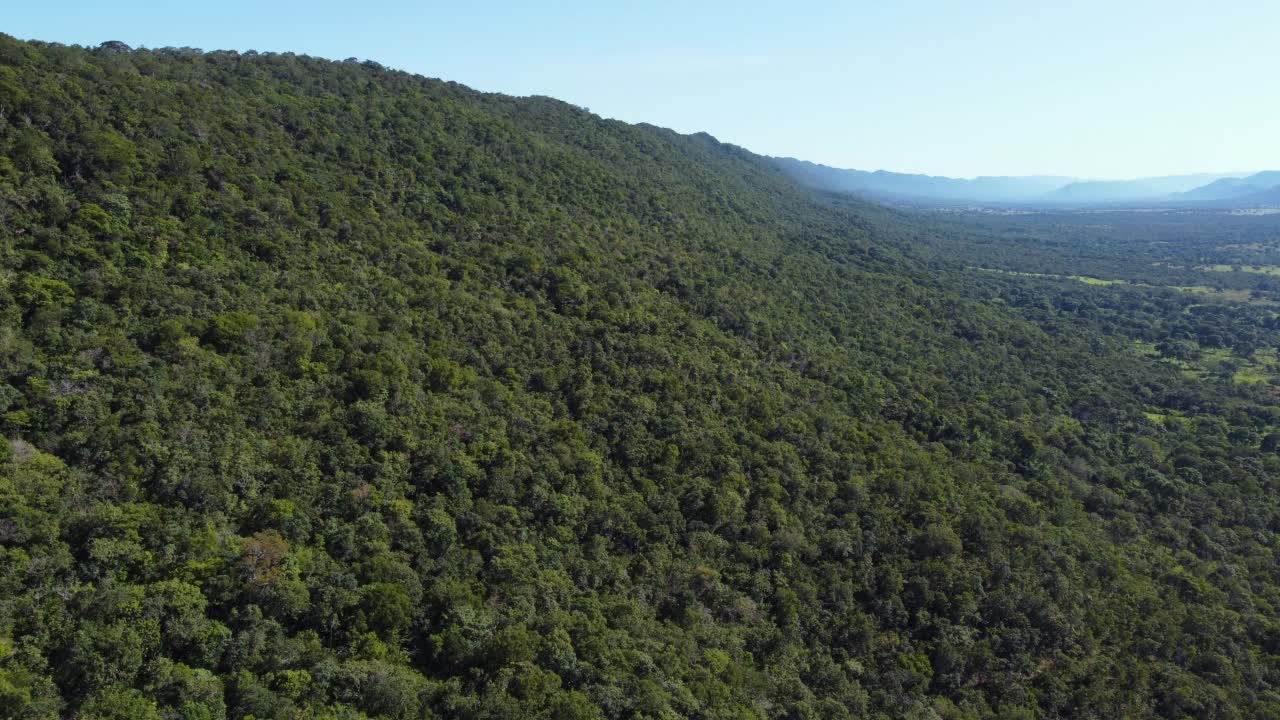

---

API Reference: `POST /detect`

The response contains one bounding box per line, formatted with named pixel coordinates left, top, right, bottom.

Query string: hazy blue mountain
left=1174, top=171, right=1280, bottom=202
left=770, top=157, right=1074, bottom=201
left=1040, top=173, right=1247, bottom=203
left=772, top=157, right=1258, bottom=206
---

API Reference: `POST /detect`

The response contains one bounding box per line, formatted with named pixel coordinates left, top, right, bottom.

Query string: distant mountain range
left=1174, top=171, right=1280, bottom=202
left=771, top=157, right=1280, bottom=207
left=1042, top=174, right=1243, bottom=203
left=771, top=159, right=1074, bottom=201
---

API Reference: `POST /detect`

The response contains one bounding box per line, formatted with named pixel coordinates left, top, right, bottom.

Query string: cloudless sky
left=8, top=1, right=1279, bottom=178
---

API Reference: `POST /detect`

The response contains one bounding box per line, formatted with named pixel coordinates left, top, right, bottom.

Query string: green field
left=1199, top=263, right=1280, bottom=276
left=974, top=267, right=1127, bottom=285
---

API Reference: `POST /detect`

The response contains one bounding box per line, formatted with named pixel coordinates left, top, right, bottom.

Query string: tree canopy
left=3, top=35, right=1280, bottom=719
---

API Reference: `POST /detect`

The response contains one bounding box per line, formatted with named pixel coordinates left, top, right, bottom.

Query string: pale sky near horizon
left=8, top=1, right=1279, bottom=179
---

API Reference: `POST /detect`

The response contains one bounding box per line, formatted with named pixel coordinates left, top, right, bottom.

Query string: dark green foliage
left=3, top=34, right=1280, bottom=719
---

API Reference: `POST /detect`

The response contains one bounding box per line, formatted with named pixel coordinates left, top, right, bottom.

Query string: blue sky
left=9, top=1, right=1278, bottom=178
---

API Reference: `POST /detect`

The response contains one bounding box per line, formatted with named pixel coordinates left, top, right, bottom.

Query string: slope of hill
left=770, top=157, right=1073, bottom=202
left=4, top=36, right=1280, bottom=720
left=1236, top=185, right=1280, bottom=206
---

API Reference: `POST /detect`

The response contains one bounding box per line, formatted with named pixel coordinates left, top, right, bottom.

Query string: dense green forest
left=4, top=35, right=1280, bottom=719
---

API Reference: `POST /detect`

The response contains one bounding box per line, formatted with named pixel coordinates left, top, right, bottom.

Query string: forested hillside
left=5, top=36, right=1280, bottom=719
